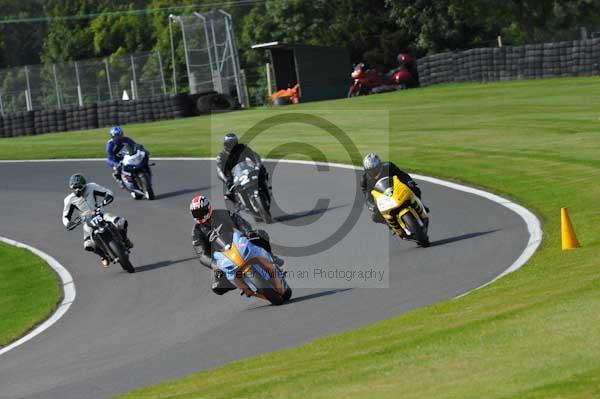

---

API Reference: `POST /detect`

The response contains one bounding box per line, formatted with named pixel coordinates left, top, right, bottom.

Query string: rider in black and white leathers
left=62, top=178, right=130, bottom=263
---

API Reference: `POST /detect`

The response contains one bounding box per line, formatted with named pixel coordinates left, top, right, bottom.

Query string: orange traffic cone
left=561, top=208, right=580, bottom=250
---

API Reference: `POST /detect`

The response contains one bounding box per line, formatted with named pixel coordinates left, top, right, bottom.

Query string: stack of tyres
left=65, top=107, right=78, bottom=131
left=416, top=57, right=430, bottom=86
left=542, top=42, right=561, bottom=78
left=47, top=110, right=59, bottom=133
left=171, top=94, right=193, bottom=118
left=34, top=110, right=45, bottom=134
left=2, top=113, right=14, bottom=137
left=138, top=98, right=156, bottom=123
left=454, top=52, right=470, bottom=82
left=151, top=95, right=170, bottom=121
left=592, top=38, right=600, bottom=75
left=8, top=113, right=23, bottom=137
left=23, top=111, right=35, bottom=135
left=501, top=46, right=515, bottom=81
left=84, top=104, right=98, bottom=129
left=97, top=99, right=120, bottom=127
left=56, top=109, right=67, bottom=132
left=2, top=114, right=11, bottom=137
left=118, top=100, right=135, bottom=125
left=480, top=48, right=493, bottom=81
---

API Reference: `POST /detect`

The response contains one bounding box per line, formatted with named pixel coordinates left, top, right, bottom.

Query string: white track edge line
left=0, top=157, right=542, bottom=354
left=0, top=236, right=75, bottom=357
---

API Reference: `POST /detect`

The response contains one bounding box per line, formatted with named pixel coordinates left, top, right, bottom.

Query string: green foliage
left=0, top=0, right=46, bottom=67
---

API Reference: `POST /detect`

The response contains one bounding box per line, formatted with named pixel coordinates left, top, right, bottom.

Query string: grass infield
left=0, top=242, right=60, bottom=348
left=2, top=76, right=599, bottom=398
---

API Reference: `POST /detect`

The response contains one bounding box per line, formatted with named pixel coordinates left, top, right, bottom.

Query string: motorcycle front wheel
left=138, top=173, right=154, bottom=200
left=253, top=194, right=272, bottom=224
left=108, top=240, right=135, bottom=273
left=245, top=268, right=284, bottom=305
left=402, top=213, right=430, bottom=248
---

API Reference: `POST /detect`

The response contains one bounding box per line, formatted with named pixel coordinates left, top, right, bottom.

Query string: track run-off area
left=0, top=158, right=540, bottom=399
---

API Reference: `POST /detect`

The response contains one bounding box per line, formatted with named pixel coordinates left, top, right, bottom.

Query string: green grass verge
left=0, top=242, right=61, bottom=348
left=2, top=76, right=600, bottom=398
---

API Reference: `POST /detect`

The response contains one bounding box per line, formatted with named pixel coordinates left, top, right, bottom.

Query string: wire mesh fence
left=0, top=51, right=168, bottom=115
left=171, top=9, right=247, bottom=106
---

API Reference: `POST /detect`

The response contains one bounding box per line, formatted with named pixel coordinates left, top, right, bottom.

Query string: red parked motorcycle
left=348, top=55, right=419, bottom=97
left=347, top=63, right=383, bottom=97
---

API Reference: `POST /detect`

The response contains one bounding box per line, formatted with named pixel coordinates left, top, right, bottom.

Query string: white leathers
left=62, top=182, right=113, bottom=227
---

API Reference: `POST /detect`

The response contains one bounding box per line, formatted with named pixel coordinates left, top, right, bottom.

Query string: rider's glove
left=102, top=194, right=114, bottom=206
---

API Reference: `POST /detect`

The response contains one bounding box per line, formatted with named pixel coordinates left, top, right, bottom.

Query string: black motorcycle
left=67, top=204, right=135, bottom=273
left=231, top=159, right=272, bottom=224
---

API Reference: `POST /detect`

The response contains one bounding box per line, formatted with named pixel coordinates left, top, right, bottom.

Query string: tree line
left=1, top=0, right=598, bottom=99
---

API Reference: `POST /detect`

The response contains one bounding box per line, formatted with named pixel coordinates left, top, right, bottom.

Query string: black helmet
left=69, top=173, right=87, bottom=196
left=223, top=133, right=238, bottom=153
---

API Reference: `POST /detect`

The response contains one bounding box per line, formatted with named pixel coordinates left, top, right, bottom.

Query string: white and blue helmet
left=110, top=126, right=123, bottom=138
left=363, top=153, right=383, bottom=178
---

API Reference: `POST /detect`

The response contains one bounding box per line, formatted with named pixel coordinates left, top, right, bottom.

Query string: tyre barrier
left=418, top=37, right=600, bottom=87
left=0, top=94, right=209, bottom=138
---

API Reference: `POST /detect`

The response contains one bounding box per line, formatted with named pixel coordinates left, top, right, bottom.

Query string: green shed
left=251, top=42, right=352, bottom=102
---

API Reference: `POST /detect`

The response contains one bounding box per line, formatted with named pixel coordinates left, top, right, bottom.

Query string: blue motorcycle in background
left=211, top=228, right=292, bottom=305
left=121, top=145, right=155, bottom=200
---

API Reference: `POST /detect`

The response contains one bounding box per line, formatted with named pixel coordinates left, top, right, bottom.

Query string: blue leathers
left=106, top=136, right=137, bottom=168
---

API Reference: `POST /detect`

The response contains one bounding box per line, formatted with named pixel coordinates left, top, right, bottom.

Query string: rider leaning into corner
left=62, top=173, right=133, bottom=267
left=105, top=126, right=138, bottom=188
left=190, top=195, right=283, bottom=295
left=360, top=153, right=428, bottom=224
left=215, top=133, right=270, bottom=205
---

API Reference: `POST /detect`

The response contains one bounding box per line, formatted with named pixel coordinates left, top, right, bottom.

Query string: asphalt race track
left=0, top=160, right=529, bottom=399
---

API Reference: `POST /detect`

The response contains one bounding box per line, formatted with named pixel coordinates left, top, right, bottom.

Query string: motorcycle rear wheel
left=108, top=241, right=135, bottom=273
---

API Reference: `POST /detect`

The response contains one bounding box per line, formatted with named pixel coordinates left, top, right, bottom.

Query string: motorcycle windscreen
left=232, top=161, right=260, bottom=189
left=122, top=151, right=146, bottom=168
left=214, top=232, right=274, bottom=283
left=373, top=176, right=392, bottom=194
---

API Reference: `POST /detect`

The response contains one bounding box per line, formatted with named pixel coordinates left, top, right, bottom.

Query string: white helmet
left=363, top=153, right=383, bottom=178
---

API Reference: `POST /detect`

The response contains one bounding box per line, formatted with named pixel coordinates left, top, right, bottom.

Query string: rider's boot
left=93, top=247, right=110, bottom=267
left=211, top=270, right=237, bottom=295
left=272, top=255, right=285, bottom=269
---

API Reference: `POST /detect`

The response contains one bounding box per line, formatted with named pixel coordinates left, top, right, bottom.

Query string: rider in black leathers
left=360, top=153, right=424, bottom=224
left=190, top=195, right=282, bottom=295
left=215, top=133, right=269, bottom=204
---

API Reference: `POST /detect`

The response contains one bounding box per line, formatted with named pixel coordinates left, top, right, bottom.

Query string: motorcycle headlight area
left=377, top=196, right=398, bottom=212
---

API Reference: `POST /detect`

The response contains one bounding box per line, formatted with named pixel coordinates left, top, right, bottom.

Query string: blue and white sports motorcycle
left=121, top=145, right=154, bottom=200
left=211, top=228, right=291, bottom=305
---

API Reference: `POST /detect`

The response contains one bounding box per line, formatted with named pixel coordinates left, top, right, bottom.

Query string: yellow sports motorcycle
left=371, top=176, right=430, bottom=247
